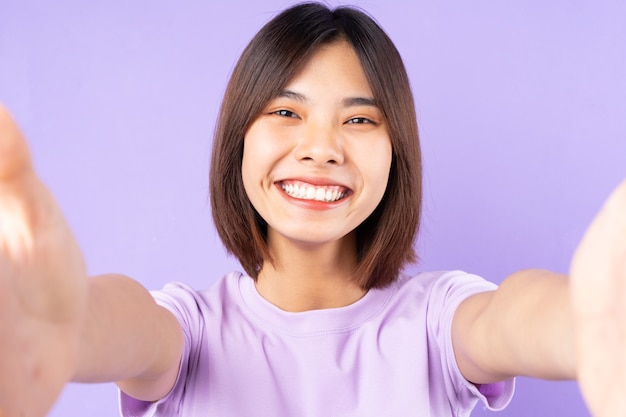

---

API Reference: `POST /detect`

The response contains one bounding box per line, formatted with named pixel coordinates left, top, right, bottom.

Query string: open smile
left=279, top=180, right=352, bottom=203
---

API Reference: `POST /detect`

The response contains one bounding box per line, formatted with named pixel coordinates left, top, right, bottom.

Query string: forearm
left=454, top=269, right=576, bottom=383
left=73, top=274, right=182, bottom=399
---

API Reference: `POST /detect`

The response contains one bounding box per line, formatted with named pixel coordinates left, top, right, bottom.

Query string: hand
left=571, top=180, right=626, bottom=417
left=0, top=106, right=87, bottom=417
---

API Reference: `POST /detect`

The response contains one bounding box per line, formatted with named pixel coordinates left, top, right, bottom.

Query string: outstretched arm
left=75, top=273, right=183, bottom=400
left=452, top=180, right=626, bottom=416
left=452, top=269, right=575, bottom=383
left=0, top=106, right=183, bottom=417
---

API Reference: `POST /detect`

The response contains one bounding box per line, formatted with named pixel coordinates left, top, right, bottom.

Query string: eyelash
left=271, top=109, right=299, bottom=118
left=346, top=117, right=375, bottom=125
left=271, top=110, right=376, bottom=126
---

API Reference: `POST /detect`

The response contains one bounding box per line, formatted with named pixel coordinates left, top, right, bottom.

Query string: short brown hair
left=210, top=2, right=422, bottom=289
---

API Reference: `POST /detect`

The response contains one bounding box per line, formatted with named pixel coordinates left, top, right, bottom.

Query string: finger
left=0, top=104, right=33, bottom=182
left=0, top=105, right=49, bottom=252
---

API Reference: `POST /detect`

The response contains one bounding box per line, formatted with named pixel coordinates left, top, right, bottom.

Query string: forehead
left=282, top=40, right=374, bottom=98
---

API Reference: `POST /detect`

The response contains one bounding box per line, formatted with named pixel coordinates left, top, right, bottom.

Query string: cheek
left=365, top=139, right=393, bottom=198
left=241, top=124, right=263, bottom=203
left=242, top=122, right=285, bottom=173
left=241, top=142, right=270, bottom=213
left=241, top=122, right=265, bottom=185
left=241, top=144, right=255, bottom=198
left=241, top=123, right=286, bottom=208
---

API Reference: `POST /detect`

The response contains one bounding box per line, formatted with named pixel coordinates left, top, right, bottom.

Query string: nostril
left=295, top=141, right=344, bottom=165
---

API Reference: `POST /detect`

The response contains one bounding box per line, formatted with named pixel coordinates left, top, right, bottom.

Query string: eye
left=345, top=117, right=376, bottom=125
left=271, top=109, right=299, bottom=119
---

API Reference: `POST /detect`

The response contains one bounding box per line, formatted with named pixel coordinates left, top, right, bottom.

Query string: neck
left=255, top=231, right=366, bottom=312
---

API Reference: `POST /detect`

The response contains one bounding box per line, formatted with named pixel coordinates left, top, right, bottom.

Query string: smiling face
left=241, top=40, right=393, bottom=255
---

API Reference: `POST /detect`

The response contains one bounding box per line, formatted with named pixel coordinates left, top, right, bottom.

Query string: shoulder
left=151, top=271, right=243, bottom=305
left=371, top=270, right=496, bottom=331
left=402, top=271, right=513, bottom=411
left=148, top=272, right=248, bottom=329
left=394, top=270, right=496, bottom=304
left=385, top=270, right=498, bottom=338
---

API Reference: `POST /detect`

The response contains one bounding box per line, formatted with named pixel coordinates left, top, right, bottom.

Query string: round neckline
left=236, top=272, right=396, bottom=337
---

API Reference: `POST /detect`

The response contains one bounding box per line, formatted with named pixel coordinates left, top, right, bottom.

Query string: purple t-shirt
left=120, top=270, right=514, bottom=416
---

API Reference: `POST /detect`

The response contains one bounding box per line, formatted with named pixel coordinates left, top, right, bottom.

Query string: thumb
left=0, top=105, right=34, bottom=182
left=0, top=106, right=50, bottom=258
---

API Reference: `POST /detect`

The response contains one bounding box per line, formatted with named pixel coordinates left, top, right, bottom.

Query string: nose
left=294, top=123, right=344, bottom=165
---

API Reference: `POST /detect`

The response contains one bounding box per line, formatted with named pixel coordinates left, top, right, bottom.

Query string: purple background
left=1, top=0, right=625, bottom=415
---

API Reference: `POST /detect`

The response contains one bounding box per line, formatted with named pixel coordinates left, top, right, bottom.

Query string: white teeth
left=281, top=183, right=347, bottom=202
left=315, top=188, right=325, bottom=200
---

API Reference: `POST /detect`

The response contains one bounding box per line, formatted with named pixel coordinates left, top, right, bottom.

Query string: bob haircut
left=210, top=2, right=422, bottom=289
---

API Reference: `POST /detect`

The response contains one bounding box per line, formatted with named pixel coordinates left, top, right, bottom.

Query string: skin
left=0, top=106, right=87, bottom=417
left=570, top=182, right=626, bottom=417
left=0, top=40, right=625, bottom=416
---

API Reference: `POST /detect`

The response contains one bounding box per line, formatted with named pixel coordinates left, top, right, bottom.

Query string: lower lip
left=275, top=184, right=351, bottom=210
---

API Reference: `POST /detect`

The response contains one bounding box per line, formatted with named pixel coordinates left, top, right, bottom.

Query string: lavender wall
left=1, top=0, right=624, bottom=415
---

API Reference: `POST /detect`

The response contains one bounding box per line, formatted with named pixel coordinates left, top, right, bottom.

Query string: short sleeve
left=119, top=282, right=206, bottom=417
left=426, top=271, right=515, bottom=413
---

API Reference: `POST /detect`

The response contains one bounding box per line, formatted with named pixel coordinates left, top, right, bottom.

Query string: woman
left=0, top=3, right=624, bottom=417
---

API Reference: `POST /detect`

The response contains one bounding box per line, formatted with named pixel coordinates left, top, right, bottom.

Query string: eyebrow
left=342, top=96, right=378, bottom=108
left=277, top=89, right=379, bottom=109
left=278, top=90, right=307, bottom=102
